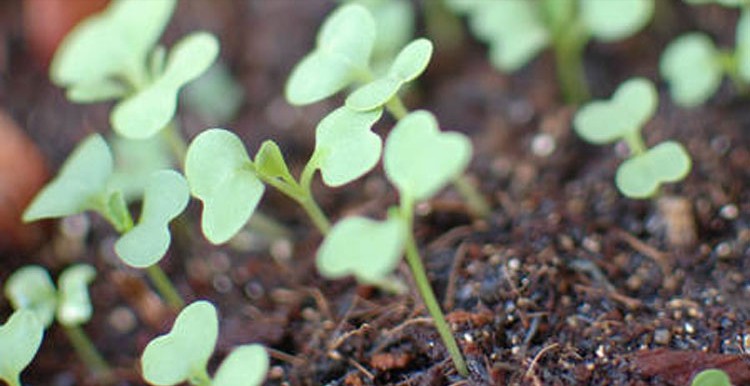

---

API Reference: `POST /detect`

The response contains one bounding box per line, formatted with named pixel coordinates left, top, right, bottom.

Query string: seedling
left=286, top=3, right=489, bottom=217
left=691, top=369, right=732, bottom=386
left=318, top=110, right=472, bottom=377
left=0, top=310, right=44, bottom=386
left=445, top=0, right=654, bottom=104
left=23, top=134, right=188, bottom=309
left=4, top=265, right=111, bottom=380
left=573, top=78, right=692, bottom=198
left=661, top=3, right=750, bottom=107
left=141, top=300, right=268, bottom=386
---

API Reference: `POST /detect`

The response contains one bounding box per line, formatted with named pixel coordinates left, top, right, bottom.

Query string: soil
left=2, top=1, right=750, bottom=385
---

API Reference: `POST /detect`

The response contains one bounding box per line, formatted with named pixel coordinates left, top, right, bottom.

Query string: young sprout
left=0, top=310, right=45, bottom=386
left=141, top=300, right=268, bottom=386
left=50, top=0, right=219, bottom=140
left=23, top=134, right=188, bottom=309
left=345, top=0, right=415, bottom=73
left=573, top=77, right=692, bottom=198
left=661, top=4, right=750, bottom=107
left=185, top=106, right=383, bottom=243
left=4, top=265, right=111, bottom=380
left=318, top=110, right=472, bottom=377
left=445, top=0, right=654, bottom=104
left=691, top=368, right=732, bottom=386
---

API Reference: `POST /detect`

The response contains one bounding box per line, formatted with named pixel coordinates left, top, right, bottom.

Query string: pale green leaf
left=66, top=78, right=128, bottom=103
left=112, top=32, right=220, bottom=139
left=285, top=4, right=376, bottom=105
left=580, top=0, right=654, bottom=42
left=346, top=77, right=402, bottom=111
left=684, top=0, right=745, bottom=7
left=4, top=266, right=57, bottom=328
left=109, top=135, right=173, bottom=202
left=660, top=33, right=722, bottom=107
left=313, top=106, right=383, bottom=187
left=736, top=9, right=750, bottom=82
left=351, top=0, right=415, bottom=68
left=212, top=345, right=269, bottom=386
left=255, top=141, right=293, bottom=182
left=56, top=264, right=96, bottom=327
left=115, top=170, right=190, bottom=268
left=141, top=301, right=218, bottom=386
left=184, top=62, right=245, bottom=124
left=0, top=310, right=45, bottom=386
left=317, top=215, right=405, bottom=283
left=690, top=369, right=732, bottom=386
left=23, top=134, right=113, bottom=222
left=185, top=129, right=265, bottom=244
left=615, top=141, right=692, bottom=198
left=50, top=0, right=176, bottom=87
left=573, top=77, right=658, bottom=144
left=383, top=110, right=472, bottom=201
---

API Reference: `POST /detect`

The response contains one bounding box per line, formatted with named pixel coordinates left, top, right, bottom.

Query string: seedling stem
left=553, top=22, right=590, bottom=104
left=146, top=265, right=185, bottom=310
left=63, top=325, right=113, bottom=383
left=400, top=198, right=469, bottom=377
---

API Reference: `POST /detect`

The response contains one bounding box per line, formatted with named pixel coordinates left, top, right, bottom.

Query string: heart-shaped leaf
left=56, top=264, right=96, bottom=327
left=185, top=129, right=265, bottom=244
left=50, top=0, right=176, bottom=90
left=285, top=4, right=376, bottom=105
left=254, top=141, right=293, bottom=182
left=112, top=32, right=220, bottom=139
left=141, top=300, right=218, bottom=386
left=384, top=110, right=472, bottom=201
left=346, top=38, right=433, bottom=111
left=317, top=215, right=405, bottom=283
left=4, top=266, right=57, bottom=328
left=580, top=0, right=653, bottom=42
left=0, top=310, right=45, bottom=386
left=212, top=345, right=269, bottom=386
left=691, top=369, right=732, bottom=386
left=23, top=134, right=113, bottom=222
left=660, top=33, right=722, bottom=107
left=573, top=77, right=658, bottom=144
left=312, top=106, right=383, bottom=187
left=115, top=170, right=190, bottom=268
left=470, top=0, right=549, bottom=71
left=615, top=141, right=692, bottom=198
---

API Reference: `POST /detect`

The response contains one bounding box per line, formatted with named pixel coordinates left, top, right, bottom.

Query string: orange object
left=22, top=0, right=108, bottom=68
left=0, top=110, right=50, bottom=251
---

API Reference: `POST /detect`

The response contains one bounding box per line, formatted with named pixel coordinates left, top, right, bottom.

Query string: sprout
left=0, top=310, right=45, bottom=386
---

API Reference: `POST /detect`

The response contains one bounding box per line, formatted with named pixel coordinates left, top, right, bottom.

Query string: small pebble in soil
left=710, top=135, right=731, bottom=155
left=270, top=239, right=293, bottom=262
left=209, top=251, right=231, bottom=272
left=531, top=133, right=555, bottom=157
left=108, top=306, right=137, bottom=334
left=719, top=204, right=739, bottom=220
left=653, top=328, right=671, bottom=345
left=244, top=280, right=265, bottom=300
left=715, top=241, right=734, bottom=259
left=212, top=274, right=233, bottom=293
left=685, top=322, right=695, bottom=335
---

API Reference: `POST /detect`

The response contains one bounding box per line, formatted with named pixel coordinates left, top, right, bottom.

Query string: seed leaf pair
left=141, top=301, right=268, bottom=386
left=115, top=170, right=190, bottom=267
left=346, top=38, right=433, bottom=111
left=285, top=4, right=376, bottom=105
left=573, top=78, right=692, bottom=198
left=0, top=310, right=45, bottom=386
left=112, top=32, right=220, bottom=139
left=4, top=265, right=96, bottom=328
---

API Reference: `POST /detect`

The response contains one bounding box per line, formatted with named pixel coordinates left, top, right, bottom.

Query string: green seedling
left=0, top=310, right=45, bottom=386
left=23, top=134, right=188, bottom=309
left=141, top=300, right=268, bottom=386
left=445, top=0, right=653, bottom=104
left=51, top=0, right=219, bottom=140
left=573, top=77, right=692, bottom=198
left=318, top=110, right=471, bottom=377
left=286, top=4, right=489, bottom=217
left=185, top=106, right=383, bottom=243
left=4, top=265, right=111, bottom=380
left=691, top=369, right=732, bottom=386
left=661, top=4, right=750, bottom=107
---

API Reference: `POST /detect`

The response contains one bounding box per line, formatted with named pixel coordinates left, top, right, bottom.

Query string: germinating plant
left=444, top=0, right=654, bottom=104
left=660, top=0, right=750, bottom=107
left=690, top=368, right=732, bottom=386
left=4, top=265, right=111, bottom=380
left=0, top=310, right=44, bottom=386
left=573, top=77, right=692, bottom=198
left=141, top=300, right=268, bottom=386
left=23, top=134, right=189, bottom=309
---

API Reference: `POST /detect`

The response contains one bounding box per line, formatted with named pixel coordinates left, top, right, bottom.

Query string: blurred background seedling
left=0, top=310, right=45, bottom=386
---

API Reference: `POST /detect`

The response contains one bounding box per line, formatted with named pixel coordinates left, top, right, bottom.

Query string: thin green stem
left=452, top=175, right=490, bottom=218
left=298, top=196, right=331, bottom=235
left=161, top=121, right=188, bottom=166
left=145, top=265, right=185, bottom=310
left=400, top=199, right=468, bottom=377
left=624, top=132, right=647, bottom=156
left=256, top=169, right=332, bottom=236
left=62, top=325, right=113, bottom=382
left=385, top=96, right=408, bottom=120
left=552, top=21, right=590, bottom=105
left=190, top=369, right=212, bottom=386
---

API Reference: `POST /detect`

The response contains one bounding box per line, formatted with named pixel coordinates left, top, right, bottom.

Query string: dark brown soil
left=2, top=1, right=750, bottom=385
